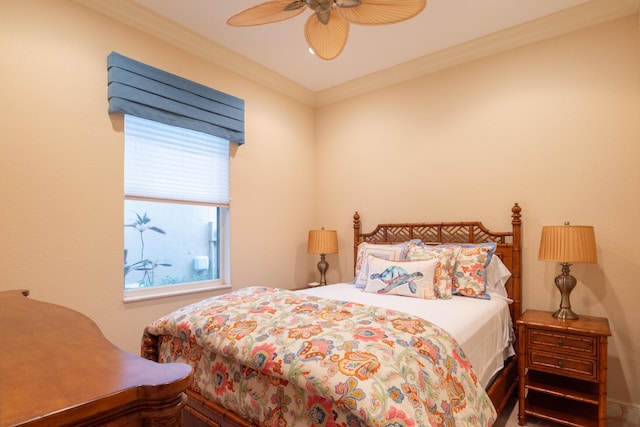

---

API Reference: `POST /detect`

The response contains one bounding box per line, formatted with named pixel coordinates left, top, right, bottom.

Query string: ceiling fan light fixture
left=335, top=0, right=362, bottom=7
left=307, top=0, right=332, bottom=11
left=306, top=0, right=333, bottom=24
left=228, top=0, right=426, bottom=59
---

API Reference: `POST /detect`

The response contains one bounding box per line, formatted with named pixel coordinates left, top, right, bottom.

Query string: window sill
left=123, top=280, right=231, bottom=303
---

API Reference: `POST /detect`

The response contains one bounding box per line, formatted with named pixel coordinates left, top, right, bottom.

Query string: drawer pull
left=557, top=361, right=563, bottom=368
left=557, top=339, right=564, bottom=346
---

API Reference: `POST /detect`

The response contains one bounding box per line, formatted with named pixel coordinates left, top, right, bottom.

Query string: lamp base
left=553, top=307, right=579, bottom=320
left=316, top=254, right=328, bottom=286
left=553, top=263, right=579, bottom=320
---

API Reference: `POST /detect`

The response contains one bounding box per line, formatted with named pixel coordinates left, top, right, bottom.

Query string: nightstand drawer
left=528, top=329, right=596, bottom=357
left=528, top=349, right=597, bottom=381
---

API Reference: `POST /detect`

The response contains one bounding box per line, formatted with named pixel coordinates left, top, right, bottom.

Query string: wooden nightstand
left=516, top=309, right=611, bottom=427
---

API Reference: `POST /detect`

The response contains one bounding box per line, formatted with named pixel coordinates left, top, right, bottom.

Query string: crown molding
left=72, top=0, right=316, bottom=106
left=74, top=0, right=637, bottom=108
left=316, top=0, right=639, bottom=106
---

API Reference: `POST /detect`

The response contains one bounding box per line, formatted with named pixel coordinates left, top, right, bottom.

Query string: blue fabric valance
left=107, top=52, right=245, bottom=144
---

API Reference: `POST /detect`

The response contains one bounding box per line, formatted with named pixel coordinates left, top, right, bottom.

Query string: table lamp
left=307, top=229, right=338, bottom=286
left=538, top=223, right=597, bottom=320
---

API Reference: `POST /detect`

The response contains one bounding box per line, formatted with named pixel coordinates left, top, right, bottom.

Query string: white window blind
left=124, top=115, right=230, bottom=205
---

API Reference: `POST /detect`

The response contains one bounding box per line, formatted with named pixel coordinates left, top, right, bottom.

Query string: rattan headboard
left=353, top=203, right=522, bottom=322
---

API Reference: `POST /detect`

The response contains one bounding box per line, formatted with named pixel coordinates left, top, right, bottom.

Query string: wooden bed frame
left=353, top=203, right=522, bottom=417
left=144, top=203, right=522, bottom=427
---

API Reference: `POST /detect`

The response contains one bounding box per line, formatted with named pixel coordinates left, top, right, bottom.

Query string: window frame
left=122, top=115, right=232, bottom=302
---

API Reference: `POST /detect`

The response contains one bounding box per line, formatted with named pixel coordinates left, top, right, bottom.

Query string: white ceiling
left=75, top=0, right=638, bottom=104
left=130, top=0, right=594, bottom=92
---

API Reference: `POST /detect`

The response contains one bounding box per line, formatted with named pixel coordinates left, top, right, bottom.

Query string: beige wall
left=316, top=15, right=640, bottom=406
left=1, top=0, right=638, bottom=411
left=0, top=0, right=316, bottom=358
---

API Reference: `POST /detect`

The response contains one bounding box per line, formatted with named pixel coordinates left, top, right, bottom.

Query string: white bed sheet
left=298, top=282, right=515, bottom=388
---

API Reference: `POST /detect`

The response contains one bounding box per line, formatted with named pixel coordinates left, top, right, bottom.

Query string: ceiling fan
left=227, top=0, right=427, bottom=60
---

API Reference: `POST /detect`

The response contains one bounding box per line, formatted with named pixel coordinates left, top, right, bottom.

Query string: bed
left=142, top=203, right=522, bottom=427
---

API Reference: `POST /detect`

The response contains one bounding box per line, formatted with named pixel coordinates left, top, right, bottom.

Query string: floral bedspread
left=143, top=287, right=496, bottom=427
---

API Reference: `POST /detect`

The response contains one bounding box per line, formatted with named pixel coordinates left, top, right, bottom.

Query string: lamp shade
left=538, top=225, right=597, bottom=264
left=307, top=230, right=338, bottom=254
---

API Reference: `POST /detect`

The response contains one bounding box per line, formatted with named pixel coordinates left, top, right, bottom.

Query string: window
left=123, top=115, right=230, bottom=301
left=107, top=52, right=244, bottom=300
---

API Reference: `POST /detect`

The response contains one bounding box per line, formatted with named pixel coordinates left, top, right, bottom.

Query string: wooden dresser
left=517, top=309, right=611, bottom=427
left=0, top=290, right=193, bottom=426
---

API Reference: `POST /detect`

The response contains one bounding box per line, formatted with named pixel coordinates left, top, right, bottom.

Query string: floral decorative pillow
left=406, top=245, right=457, bottom=299
left=441, top=242, right=497, bottom=299
left=363, top=255, right=440, bottom=299
left=353, top=241, right=419, bottom=288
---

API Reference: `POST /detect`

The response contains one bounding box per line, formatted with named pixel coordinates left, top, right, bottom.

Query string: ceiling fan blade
left=227, top=0, right=306, bottom=27
left=304, top=9, right=350, bottom=60
left=337, top=0, right=426, bottom=25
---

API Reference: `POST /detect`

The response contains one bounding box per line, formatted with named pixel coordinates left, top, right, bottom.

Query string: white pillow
left=485, top=255, right=512, bottom=300
left=363, top=255, right=440, bottom=299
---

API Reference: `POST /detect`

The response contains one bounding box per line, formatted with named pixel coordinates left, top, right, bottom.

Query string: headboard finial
left=512, top=203, right=521, bottom=225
